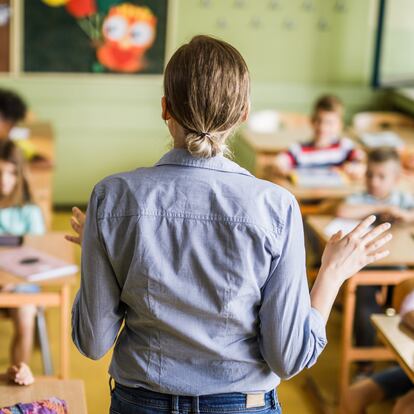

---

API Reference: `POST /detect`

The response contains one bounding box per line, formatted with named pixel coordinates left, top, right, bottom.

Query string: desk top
left=371, top=314, right=414, bottom=384
left=273, top=176, right=365, bottom=201
left=307, top=215, right=414, bottom=267
left=272, top=171, right=414, bottom=202
left=0, top=233, right=77, bottom=286
left=0, top=379, right=87, bottom=413
left=240, top=126, right=313, bottom=153
left=350, top=126, right=414, bottom=151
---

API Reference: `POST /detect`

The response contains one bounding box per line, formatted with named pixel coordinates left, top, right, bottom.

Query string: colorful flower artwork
left=24, top=0, right=167, bottom=74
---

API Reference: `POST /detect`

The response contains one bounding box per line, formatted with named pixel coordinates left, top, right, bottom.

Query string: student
left=337, top=147, right=414, bottom=376
left=0, top=88, right=27, bottom=141
left=0, top=140, right=45, bottom=368
left=341, top=280, right=414, bottom=414
left=337, top=147, right=414, bottom=223
left=68, top=36, right=391, bottom=414
left=273, top=95, right=365, bottom=178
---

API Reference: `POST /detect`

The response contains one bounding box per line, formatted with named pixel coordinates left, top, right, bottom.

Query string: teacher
left=68, top=36, right=391, bottom=414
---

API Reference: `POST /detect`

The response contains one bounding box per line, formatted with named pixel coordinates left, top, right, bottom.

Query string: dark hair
left=0, top=140, right=32, bottom=207
left=313, top=94, right=344, bottom=117
left=368, top=147, right=401, bottom=165
left=164, top=35, right=250, bottom=158
left=0, top=89, right=27, bottom=123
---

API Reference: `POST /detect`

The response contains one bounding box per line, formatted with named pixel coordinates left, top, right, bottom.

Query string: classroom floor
left=0, top=212, right=395, bottom=413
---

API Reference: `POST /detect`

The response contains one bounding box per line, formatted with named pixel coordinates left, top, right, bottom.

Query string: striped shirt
left=285, top=137, right=359, bottom=168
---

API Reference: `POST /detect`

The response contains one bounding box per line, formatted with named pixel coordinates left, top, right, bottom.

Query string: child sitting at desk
left=0, top=89, right=27, bottom=141
left=342, top=279, right=414, bottom=414
left=0, top=140, right=45, bottom=373
left=273, top=94, right=365, bottom=179
left=337, top=146, right=414, bottom=377
left=337, top=147, right=414, bottom=223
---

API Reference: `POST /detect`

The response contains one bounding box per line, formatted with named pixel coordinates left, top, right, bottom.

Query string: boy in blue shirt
left=337, top=147, right=414, bottom=377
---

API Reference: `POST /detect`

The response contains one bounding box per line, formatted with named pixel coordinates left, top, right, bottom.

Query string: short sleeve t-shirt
left=285, top=137, right=359, bottom=168
left=0, top=204, right=46, bottom=236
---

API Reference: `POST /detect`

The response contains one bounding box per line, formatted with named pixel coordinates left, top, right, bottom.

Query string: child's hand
left=343, top=161, right=366, bottom=181
left=7, top=362, right=34, bottom=386
left=386, top=207, right=412, bottom=223
left=320, top=215, right=392, bottom=283
left=65, top=207, right=85, bottom=246
left=0, top=284, right=15, bottom=292
left=272, top=153, right=292, bottom=177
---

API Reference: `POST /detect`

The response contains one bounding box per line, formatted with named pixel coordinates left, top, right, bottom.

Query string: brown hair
left=312, top=94, right=344, bottom=118
left=0, top=140, right=32, bottom=207
left=368, top=147, right=401, bottom=165
left=164, top=35, right=250, bottom=158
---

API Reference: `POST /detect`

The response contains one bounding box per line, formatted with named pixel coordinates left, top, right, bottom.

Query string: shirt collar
left=155, top=148, right=253, bottom=177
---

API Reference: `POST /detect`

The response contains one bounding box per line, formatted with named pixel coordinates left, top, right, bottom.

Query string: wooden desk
left=307, top=216, right=414, bottom=267
left=0, top=379, right=87, bottom=413
left=306, top=215, right=414, bottom=404
left=239, top=126, right=312, bottom=178
left=0, top=233, right=77, bottom=379
left=272, top=171, right=414, bottom=215
left=371, top=314, right=414, bottom=384
left=349, top=126, right=414, bottom=151
left=21, top=121, right=55, bottom=230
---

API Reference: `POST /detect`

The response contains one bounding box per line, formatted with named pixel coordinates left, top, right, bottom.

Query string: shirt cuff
left=310, top=307, right=328, bottom=344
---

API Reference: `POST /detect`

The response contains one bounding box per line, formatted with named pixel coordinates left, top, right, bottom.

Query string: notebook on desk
left=290, top=168, right=346, bottom=188
left=0, top=246, right=78, bottom=282
left=360, top=131, right=405, bottom=149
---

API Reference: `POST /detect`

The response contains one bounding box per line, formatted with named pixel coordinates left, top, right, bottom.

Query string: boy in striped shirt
left=273, top=95, right=365, bottom=178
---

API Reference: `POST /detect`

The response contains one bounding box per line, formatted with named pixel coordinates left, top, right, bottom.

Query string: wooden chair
left=0, top=307, right=53, bottom=375
left=339, top=269, right=414, bottom=404
left=352, top=111, right=414, bottom=132
left=392, top=277, right=414, bottom=313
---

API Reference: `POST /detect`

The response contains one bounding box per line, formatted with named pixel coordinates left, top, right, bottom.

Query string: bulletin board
left=23, top=0, right=168, bottom=74
left=0, top=0, right=10, bottom=72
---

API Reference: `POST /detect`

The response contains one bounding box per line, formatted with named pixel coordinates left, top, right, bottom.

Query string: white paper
left=247, top=110, right=280, bottom=134
left=9, top=127, right=30, bottom=141
left=324, top=218, right=370, bottom=238
left=360, top=131, right=405, bottom=149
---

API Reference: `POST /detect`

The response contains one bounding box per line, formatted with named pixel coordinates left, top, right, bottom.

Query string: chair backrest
left=393, top=277, right=414, bottom=312
left=353, top=111, right=414, bottom=132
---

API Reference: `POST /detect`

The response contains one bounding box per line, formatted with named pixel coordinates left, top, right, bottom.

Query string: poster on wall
left=0, top=0, right=11, bottom=72
left=23, top=0, right=168, bottom=74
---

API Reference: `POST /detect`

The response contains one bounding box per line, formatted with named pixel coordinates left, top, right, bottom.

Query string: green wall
left=0, top=0, right=385, bottom=204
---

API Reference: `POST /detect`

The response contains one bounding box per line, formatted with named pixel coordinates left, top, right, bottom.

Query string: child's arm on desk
left=336, top=202, right=390, bottom=220
left=389, top=208, right=414, bottom=224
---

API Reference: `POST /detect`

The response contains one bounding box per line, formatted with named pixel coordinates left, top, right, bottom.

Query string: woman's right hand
left=320, top=215, right=392, bottom=284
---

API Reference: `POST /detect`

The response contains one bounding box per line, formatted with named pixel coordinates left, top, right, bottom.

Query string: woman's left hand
left=65, top=207, right=85, bottom=246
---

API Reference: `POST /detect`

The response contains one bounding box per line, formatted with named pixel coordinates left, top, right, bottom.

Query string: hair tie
left=198, top=131, right=211, bottom=139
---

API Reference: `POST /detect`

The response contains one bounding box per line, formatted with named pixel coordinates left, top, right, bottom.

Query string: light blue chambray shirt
left=72, top=148, right=327, bottom=396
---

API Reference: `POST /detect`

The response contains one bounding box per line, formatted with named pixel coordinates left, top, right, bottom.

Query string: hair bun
left=185, top=131, right=223, bottom=158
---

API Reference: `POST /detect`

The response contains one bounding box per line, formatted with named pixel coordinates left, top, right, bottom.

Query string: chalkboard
left=24, top=0, right=168, bottom=74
